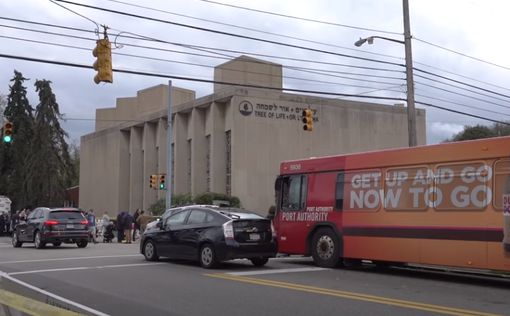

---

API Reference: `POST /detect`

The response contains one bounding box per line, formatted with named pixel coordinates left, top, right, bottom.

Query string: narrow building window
left=226, top=130, right=231, bottom=196
left=206, top=135, right=211, bottom=192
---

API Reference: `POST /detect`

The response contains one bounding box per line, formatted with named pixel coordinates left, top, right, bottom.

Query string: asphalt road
left=0, top=236, right=509, bottom=316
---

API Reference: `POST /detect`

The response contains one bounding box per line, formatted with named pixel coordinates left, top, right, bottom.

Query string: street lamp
left=353, top=1, right=417, bottom=147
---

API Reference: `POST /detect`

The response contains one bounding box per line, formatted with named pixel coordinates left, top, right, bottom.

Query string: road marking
left=226, top=267, right=329, bottom=276
left=8, top=262, right=165, bottom=275
left=206, top=273, right=501, bottom=316
left=0, top=254, right=140, bottom=264
left=1, top=271, right=108, bottom=316
left=0, top=288, right=82, bottom=316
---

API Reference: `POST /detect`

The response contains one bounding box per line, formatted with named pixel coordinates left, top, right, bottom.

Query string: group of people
left=84, top=208, right=157, bottom=244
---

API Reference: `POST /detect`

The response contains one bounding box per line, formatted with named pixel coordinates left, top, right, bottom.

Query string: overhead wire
left=196, top=0, right=402, bottom=36
left=52, top=0, right=405, bottom=67
left=413, top=60, right=510, bottom=93
left=0, top=53, right=407, bottom=102
left=413, top=73, right=510, bottom=104
left=0, top=17, right=404, bottom=75
left=0, top=28, right=404, bottom=91
left=101, top=0, right=404, bottom=62
left=1, top=52, right=508, bottom=126
left=415, top=81, right=510, bottom=110
left=414, top=36, right=510, bottom=72
left=414, top=67, right=510, bottom=100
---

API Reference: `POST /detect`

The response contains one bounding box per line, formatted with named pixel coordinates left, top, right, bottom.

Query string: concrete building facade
left=79, top=56, right=426, bottom=215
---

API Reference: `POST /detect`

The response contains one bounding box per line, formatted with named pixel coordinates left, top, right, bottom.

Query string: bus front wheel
left=311, top=228, right=341, bottom=268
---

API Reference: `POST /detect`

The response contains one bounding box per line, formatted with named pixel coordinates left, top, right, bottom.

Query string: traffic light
left=159, top=174, right=166, bottom=190
left=2, top=121, right=13, bottom=143
left=92, top=38, right=113, bottom=84
left=302, top=109, right=313, bottom=131
left=149, top=174, right=158, bottom=189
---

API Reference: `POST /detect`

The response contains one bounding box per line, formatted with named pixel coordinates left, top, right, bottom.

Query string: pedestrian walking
left=116, top=211, right=126, bottom=243
left=86, top=209, right=98, bottom=244
left=101, top=211, right=110, bottom=235
left=132, top=209, right=141, bottom=241
left=137, top=211, right=157, bottom=234
left=123, top=212, right=134, bottom=243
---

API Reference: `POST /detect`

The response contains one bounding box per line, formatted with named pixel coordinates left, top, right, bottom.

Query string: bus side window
left=335, top=172, right=345, bottom=210
left=281, top=175, right=306, bottom=211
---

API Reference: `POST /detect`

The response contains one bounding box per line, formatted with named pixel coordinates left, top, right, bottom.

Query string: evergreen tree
left=0, top=71, right=34, bottom=209
left=25, top=79, right=73, bottom=206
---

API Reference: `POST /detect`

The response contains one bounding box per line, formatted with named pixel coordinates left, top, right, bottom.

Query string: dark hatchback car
left=140, top=205, right=277, bottom=268
left=12, top=207, right=89, bottom=249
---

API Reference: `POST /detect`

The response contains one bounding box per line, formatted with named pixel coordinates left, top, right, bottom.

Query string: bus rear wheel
left=311, top=228, right=341, bottom=268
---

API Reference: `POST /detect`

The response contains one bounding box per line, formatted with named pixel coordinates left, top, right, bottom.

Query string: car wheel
left=311, top=228, right=341, bottom=268
left=12, top=232, right=22, bottom=248
left=200, top=244, right=218, bottom=269
left=53, top=242, right=62, bottom=247
left=250, top=257, right=269, bottom=267
left=76, top=240, right=88, bottom=248
left=34, top=231, right=45, bottom=249
left=143, top=240, right=159, bottom=261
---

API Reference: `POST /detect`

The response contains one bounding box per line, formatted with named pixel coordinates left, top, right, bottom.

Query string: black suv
left=12, top=207, right=89, bottom=248
left=140, top=205, right=277, bottom=268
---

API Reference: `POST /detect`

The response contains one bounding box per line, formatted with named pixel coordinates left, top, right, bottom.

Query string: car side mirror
left=156, top=221, right=162, bottom=229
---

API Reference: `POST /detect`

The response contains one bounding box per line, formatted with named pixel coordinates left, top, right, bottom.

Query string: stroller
left=103, top=222, right=115, bottom=243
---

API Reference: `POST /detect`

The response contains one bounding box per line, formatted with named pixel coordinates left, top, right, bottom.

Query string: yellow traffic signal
left=3, top=121, right=13, bottom=143
left=302, top=109, right=313, bottom=131
left=93, top=39, right=113, bottom=84
left=149, top=174, right=158, bottom=189
left=159, top=174, right=166, bottom=190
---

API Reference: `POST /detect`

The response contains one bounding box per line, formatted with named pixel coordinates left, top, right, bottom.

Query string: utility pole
left=403, top=0, right=417, bottom=147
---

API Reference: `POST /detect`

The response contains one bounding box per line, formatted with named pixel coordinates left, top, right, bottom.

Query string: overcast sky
left=1, top=0, right=509, bottom=145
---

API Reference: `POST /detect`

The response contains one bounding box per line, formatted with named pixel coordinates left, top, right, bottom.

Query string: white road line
left=0, top=254, right=140, bottom=264
left=7, top=262, right=165, bottom=275
left=1, top=271, right=109, bottom=316
left=225, top=267, right=329, bottom=276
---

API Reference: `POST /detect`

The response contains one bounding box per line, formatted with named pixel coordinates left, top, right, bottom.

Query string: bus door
left=274, top=174, right=308, bottom=254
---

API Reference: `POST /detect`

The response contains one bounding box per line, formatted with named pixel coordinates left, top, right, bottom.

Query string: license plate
left=249, top=233, right=260, bottom=241
left=66, top=224, right=74, bottom=229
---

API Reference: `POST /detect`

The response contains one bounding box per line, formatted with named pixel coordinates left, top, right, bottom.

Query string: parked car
left=140, top=205, right=277, bottom=268
left=12, top=207, right=89, bottom=249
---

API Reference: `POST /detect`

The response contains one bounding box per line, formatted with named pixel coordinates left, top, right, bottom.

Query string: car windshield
left=49, top=211, right=84, bottom=220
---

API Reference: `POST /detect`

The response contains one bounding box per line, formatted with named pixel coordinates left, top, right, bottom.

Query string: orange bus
left=273, top=136, right=510, bottom=272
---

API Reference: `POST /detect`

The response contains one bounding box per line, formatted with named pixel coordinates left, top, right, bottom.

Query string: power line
left=414, top=73, right=510, bottom=104
left=0, top=53, right=407, bottom=102
left=416, top=100, right=510, bottom=126
left=414, top=60, right=510, bottom=93
left=414, top=67, right=510, bottom=100
left=53, top=0, right=405, bottom=67
left=196, top=0, right=402, bottom=36
left=415, top=81, right=510, bottom=110
left=0, top=17, right=404, bottom=75
left=102, top=0, right=404, bottom=62
left=414, top=36, right=510, bottom=72
left=2, top=53, right=506, bottom=126
left=0, top=27, right=403, bottom=87
left=415, top=93, right=510, bottom=117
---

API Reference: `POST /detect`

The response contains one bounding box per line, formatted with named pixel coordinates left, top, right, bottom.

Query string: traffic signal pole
left=166, top=80, right=173, bottom=209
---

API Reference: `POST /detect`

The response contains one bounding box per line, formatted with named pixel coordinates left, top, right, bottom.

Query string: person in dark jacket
left=123, top=212, right=134, bottom=243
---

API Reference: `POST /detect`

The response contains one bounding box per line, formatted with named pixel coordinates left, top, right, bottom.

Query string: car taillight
left=271, top=221, right=276, bottom=239
left=44, top=220, right=59, bottom=226
left=223, top=220, right=234, bottom=239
